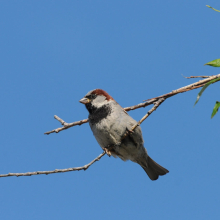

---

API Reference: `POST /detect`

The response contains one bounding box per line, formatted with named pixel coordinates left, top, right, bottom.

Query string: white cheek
left=92, top=96, right=109, bottom=108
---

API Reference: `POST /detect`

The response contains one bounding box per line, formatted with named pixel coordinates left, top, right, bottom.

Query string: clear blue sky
left=0, top=1, right=220, bottom=219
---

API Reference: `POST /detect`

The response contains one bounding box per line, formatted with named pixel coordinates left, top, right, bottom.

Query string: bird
left=79, top=89, right=169, bottom=180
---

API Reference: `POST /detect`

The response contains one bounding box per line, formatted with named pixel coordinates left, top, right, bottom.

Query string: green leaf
left=211, top=101, right=220, bottom=118
left=206, top=5, right=220, bottom=12
left=194, top=77, right=220, bottom=106
left=204, top=59, right=220, bottom=67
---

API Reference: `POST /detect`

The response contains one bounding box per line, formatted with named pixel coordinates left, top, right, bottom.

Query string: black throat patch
left=86, top=103, right=112, bottom=125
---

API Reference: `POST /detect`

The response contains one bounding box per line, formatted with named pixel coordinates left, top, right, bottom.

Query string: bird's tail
left=141, top=156, right=169, bottom=181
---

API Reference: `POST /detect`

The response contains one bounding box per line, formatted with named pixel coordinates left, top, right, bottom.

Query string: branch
left=0, top=152, right=106, bottom=178
left=45, top=74, right=220, bottom=135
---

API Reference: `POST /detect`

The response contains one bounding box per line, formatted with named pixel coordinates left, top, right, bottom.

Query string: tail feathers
left=142, top=156, right=169, bottom=181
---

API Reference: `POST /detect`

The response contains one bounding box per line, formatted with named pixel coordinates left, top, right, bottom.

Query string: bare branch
left=45, top=74, right=220, bottom=135
left=135, top=98, right=165, bottom=125
left=0, top=152, right=106, bottom=178
left=44, top=118, right=88, bottom=135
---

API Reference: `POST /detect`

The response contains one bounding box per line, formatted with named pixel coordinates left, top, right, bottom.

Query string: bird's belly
left=114, top=138, right=145, bottom=162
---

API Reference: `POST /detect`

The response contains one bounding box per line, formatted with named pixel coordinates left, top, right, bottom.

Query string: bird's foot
left=104, top=148, right=112, bottom=157
left=121, top=127, right=134, bottom=139
left=104, top=144, right=115, bottom=157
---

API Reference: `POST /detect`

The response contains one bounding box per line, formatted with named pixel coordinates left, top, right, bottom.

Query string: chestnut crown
left=79, top=89, right=114, bottom=105
left=86, top=89, right=113, bottom=101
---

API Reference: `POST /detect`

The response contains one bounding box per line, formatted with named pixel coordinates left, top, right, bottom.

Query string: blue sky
left=0, top=1, right=220, bottom=219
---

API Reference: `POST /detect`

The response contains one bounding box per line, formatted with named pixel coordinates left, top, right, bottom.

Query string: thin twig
left=44, top=118, right=89, bottom=134
left=182, top=75, right=212, bottom=79
left=45, top=74, right=220, bottom=135
left=130, top=98, right=165, bottom=131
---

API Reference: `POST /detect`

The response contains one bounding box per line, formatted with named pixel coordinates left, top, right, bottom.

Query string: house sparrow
left=79, top=89, right=169, bottom=180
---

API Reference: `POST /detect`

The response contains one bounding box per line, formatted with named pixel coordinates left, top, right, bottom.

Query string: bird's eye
left=91, top=94, right=96, bottom=99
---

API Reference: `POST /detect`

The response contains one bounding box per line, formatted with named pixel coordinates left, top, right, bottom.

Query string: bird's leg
left=104, top=143, right=121, bottom=157
left=104, top=142, right=122, bottom=157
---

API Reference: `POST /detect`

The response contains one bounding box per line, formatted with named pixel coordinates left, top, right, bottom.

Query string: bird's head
left=79, top=89, right=114, bottom=114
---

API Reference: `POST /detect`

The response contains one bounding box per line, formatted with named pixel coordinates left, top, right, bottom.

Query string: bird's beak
left=79, top=97, right=91, bottom=104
